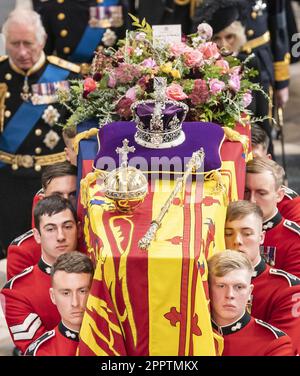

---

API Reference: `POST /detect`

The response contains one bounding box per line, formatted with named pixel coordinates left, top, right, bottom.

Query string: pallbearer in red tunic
left=25, top=252, right=94, bottom=356
left=225, top=200, right=300, bottom=352
left=208, top=250, right=297, bottom=356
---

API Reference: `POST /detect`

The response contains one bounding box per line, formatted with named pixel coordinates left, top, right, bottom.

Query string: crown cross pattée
left=116, top=139, right=135, bottom=168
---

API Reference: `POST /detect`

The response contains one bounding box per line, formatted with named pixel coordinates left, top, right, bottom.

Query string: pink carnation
left=198, top=42, right=220, bottom=60
left=184, top=49, right=204, bottom=68
left=209, top=79, right=225, bottom=95
left=166, top=83, right=188, bottom=101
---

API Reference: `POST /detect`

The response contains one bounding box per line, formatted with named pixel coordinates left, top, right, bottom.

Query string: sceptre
left=138, top=148, right=205, bottom=250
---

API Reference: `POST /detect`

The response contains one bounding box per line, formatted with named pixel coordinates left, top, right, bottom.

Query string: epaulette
left=25, top=329, right=55, bottom=356
left=0, top=55, right=8, bottom=63
left=47, top=56, right=80, bottom=74
left=283, top=185, right=298, bottom=200
left=10, top=229, right=34, bottom=246
left=283, top=219, right=300, bottom=236
left=3, top=266, right=33, bottom=289
left=255, top=319, right=287, bottom=339
left=269, top=268, right=300, bottom=287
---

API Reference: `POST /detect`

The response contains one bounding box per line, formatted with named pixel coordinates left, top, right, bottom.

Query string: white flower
left=102, top=29, right=117, bottom=47
left=42, top=105, right=60, bottom=126
left=43, top=130, right=60, bottom=150
left=134, top=47, right=143, bottom=57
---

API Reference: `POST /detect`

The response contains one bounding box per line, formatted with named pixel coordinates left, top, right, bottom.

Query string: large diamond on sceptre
left=104, top=139, right=148, bottom=213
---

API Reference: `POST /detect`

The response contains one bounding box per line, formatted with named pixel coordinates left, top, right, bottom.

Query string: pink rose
left=125, top=87, right=136, bottom=101
left=184, top=49, right=204, bottom=67
left=215, top=59, right=230, bottom=74
left=198, top=42, right=220, bottom=60
left=166, top=83, right=188, bottom=101
left=197, top=23, right=213, bottom=41
left=170, top=42, right=190, bottom=57
left=228, top=74, right=241, bottom=92
left=209, top=79, right=225, bottom=95
left=83, top=77, right=97, bottom=93
left=242, top=91, right=252, bottom=108
left=188, top=79, right=210, bottom=105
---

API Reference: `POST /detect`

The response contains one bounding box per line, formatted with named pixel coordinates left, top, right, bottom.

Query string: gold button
left=5, top=110, right=11, bottom=118
left=247, top=29, right=254, bottom=37
left=57, top=0, right=64, bottom=3
left=5, top=73, right=12, bottom=80
left=57, top=13, right=66, bottom=21
left=35, top=129, right=42, bottom=136
left=60, top=29, right=68, bottom=38
left=96, top=0, right=104, bottom=3
left=35, top=147, right=42, bottom=154
left=63, top=46, right=71, bottom=54
left=35, top=164, right=42, bottom=172
left=12, top=164, right=18, bottom=170
left=251, top=11, right=257, bottom=19
left=5, top=92, right=11, bottom=98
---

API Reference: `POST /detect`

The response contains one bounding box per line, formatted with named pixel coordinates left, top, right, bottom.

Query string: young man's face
left=44, top=176, right=77, bottom=208
left=50, top=271, right=91, bottom=331
left=5, top=22, right=45, bottom=71
left=225, top=213, right=264, bottom=265
left=33, top=209, right=78, bottom=265
left=244, top=171, right=284, bottom=220
left=209, top=269, right=253, bottom=327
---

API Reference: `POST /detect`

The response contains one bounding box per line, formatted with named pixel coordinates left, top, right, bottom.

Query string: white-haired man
left=0, top=8, right=80, bottom=255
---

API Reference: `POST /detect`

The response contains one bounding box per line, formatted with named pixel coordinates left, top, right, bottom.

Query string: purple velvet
left=136, top=102, right=186, bottom=128
left=94, top=121, right=225, bottom=173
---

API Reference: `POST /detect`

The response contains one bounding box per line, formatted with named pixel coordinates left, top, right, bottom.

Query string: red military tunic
left=0, top=258, right=60, bottom=353
left=7, top=230, right=41, bottom=280
left=278, top=186, right=300, bottom=225
left=24, top=322, right=79, bottom=356
left=211, top=312, right=296, bottom=356
left=262, top=211, right=300, bottom=277
left=251, top=258, right=300, bottom=352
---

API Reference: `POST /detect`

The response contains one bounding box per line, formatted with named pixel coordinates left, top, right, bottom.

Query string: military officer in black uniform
left=27, top=0, right=130, bottom=66
left=0, top=8, right=80, bottom=254
left=241, top=0, right=290, bottom=157
left=131, top=0, right=204, bottom=35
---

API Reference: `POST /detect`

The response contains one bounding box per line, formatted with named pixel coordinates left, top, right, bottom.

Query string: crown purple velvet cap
left=94, top=121, right=225, bottom=176
left=135, top=102, right=187, bottom=129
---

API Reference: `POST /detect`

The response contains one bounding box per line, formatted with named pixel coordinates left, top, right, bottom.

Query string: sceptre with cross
left=116, top=139, right=135, bottom=192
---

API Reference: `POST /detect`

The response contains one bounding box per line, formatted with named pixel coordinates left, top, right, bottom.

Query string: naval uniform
left=261, top=210, right=300, bottom=277
left=277, top=185, right=300, bottom=225
left=6, top=230, right=41, bottom=280
left=0, top=258, right=60, bottom=353
left=242, top=0, right=290, bottom=157
left=32, top=0, right=129, bottom=65
left=212, top=311, right=296, bottom=356
left=0, top=53, right=80, bottom=251
left=251, top=257, right=300, bottom=352
left=25, top=321, right=79, bottom=356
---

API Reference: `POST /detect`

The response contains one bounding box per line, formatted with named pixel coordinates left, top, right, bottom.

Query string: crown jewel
left=131, top=77, right=189, bottom=149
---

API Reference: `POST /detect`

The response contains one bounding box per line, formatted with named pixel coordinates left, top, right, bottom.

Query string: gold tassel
left=205, top=170, right=228, bottom=206
left=73, top=128, right=99, bottom=155
left=223, top=126, right=249, bottom=159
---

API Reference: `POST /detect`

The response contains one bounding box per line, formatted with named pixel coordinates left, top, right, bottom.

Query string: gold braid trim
left=223, top=127, right=249, bottom=159
left=274, top=53, right=291, bottom=82
left=205, top=170, right=228, bottom=206
left=73, top=128, right=99, bottom=155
